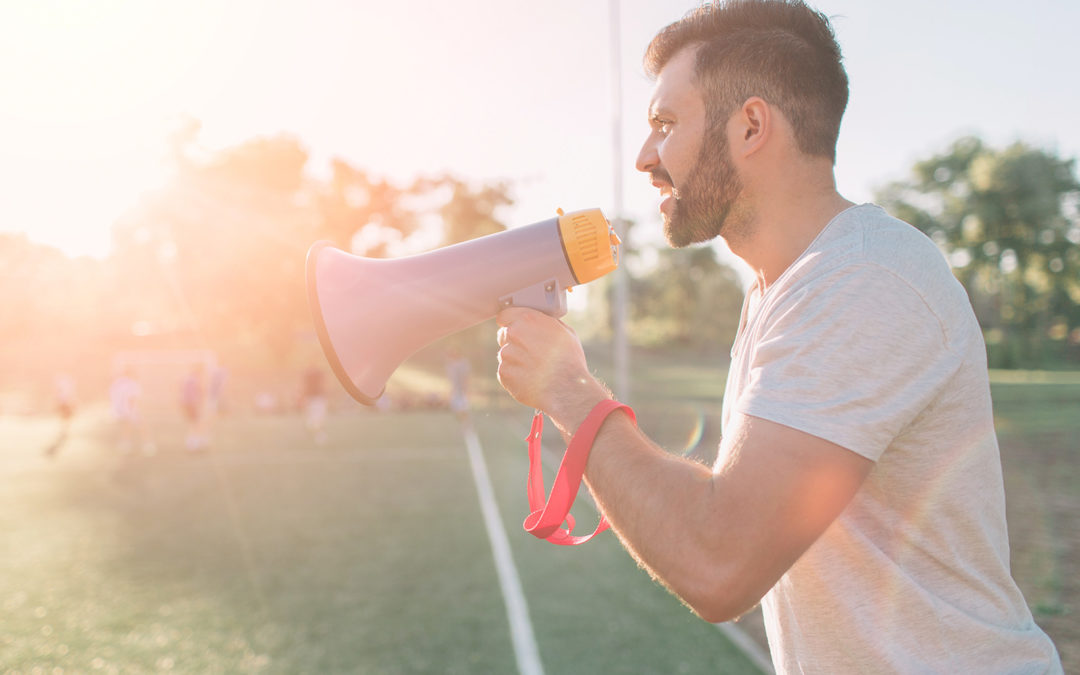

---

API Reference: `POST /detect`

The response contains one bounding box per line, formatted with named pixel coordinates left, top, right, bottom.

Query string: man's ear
left=734, top=96, right=771, bottom=157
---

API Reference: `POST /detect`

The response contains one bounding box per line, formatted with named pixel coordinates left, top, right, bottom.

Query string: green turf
left=2, top=358, right=1075, bottom=673
left=0, top=404, right=761, bottom=673
left=0, top=411, right=516, bottom=673
left=988, top=375, right=1080, bottom=668
left=472, top=410, right=762, bottom=674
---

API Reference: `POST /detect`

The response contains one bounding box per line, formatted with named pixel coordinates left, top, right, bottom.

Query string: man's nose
left=635, top=135, right=659, bottom=174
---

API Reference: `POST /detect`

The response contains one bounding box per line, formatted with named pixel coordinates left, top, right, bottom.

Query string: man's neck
left=726, top=170, right=855, bottom=291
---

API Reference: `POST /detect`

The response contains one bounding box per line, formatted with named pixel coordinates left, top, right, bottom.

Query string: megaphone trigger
left=497, top=278, right=567, bottom=316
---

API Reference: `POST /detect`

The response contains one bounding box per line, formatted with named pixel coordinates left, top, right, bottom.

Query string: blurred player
left=302, top=365, right=328, bottom=445
left=111, top=367, right=153, bottom=456
left=445, top=347, right=471, bottom=423
left=44, top=373, right=76, bottom=458
left=181, top=364, right=209, bottom=453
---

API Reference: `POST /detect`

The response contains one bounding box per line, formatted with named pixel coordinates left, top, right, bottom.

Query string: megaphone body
left=307, top=208, right=620, bottom=405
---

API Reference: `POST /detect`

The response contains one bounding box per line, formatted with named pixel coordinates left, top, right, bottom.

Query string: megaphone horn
left=306, top=208, right=621, bottom=405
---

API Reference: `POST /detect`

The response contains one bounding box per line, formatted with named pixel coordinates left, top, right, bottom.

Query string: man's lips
left=648, top=171, right=675, bottom=214
left=649, top=171, right=674, bottom=197
left=652, top=180, right=672, bottom=195
left=653, top=181, right=675, bottom=214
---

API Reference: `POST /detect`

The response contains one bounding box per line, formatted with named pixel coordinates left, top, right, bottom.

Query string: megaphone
left=306, top=208, right=620, bottom=405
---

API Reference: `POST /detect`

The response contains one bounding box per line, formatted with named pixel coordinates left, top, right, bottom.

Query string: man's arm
left=581, top=408, right=872, bottom=622
left=496, top=307, right=873, bottom=622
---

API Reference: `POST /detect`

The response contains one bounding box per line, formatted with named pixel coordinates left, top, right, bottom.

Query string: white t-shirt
left=722, top=204, right=1062, bottom=674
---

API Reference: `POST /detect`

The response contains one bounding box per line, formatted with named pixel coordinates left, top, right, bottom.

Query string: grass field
left=0, top=376, right=759, bottom=672
left=988, top=370, right=1080, bottom=671
left=0, top=355, right=1076, bottom=673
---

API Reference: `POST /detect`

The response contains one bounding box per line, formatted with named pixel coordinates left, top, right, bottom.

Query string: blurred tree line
left=877, top=136, right=1080, bottom=368
left=578, top=240, right=744, bottom=354
left=0, top=123, right=523, bottom=402
left=2, top=130, right=1077, bottom=411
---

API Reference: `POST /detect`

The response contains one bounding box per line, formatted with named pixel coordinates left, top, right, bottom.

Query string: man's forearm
left=548, top=394, right=760, bottom=623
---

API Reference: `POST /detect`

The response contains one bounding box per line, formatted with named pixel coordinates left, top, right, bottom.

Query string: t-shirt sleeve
left=734, top=263, right=961, bottom=461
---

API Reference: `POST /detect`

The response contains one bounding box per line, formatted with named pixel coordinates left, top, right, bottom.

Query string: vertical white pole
left=609, top=0, right=631, bottom=403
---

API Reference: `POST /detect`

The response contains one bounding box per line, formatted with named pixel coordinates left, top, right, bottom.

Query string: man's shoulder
left=800, top=204, right=956, bottom=294
left=788, top=204, right=977, bottom=343
left=815, top=204, right=941, bottom=265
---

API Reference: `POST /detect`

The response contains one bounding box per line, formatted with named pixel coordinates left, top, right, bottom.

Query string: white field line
left=715, top=621, right=775, bottom=674
left=462, top=422, right=545, bottom=675
left=529, top=420, right=775, bottom=675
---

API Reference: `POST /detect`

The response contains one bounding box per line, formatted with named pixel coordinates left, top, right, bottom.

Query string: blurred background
left=2, top=0, right=1079, bottom=403
left=2, top=0, right=1079, bottom=404
left=1, top=1, right=1077, bottom=672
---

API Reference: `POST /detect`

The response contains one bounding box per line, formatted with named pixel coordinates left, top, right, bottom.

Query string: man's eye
left=650, top=116, right=673, bottom=136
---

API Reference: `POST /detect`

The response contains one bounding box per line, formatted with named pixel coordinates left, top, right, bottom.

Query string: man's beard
left=662, top=127, right=745, bottom=248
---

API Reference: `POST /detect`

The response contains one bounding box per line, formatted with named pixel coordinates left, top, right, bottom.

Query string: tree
left=876, top=137, right=1080, bottom=367
left=110, top=133, right=317, bottom=363
left=428, top=175, right=511, bottom=246
left=108, top=128, right=516, bottom=370
left=0, top=124, right=519, bottom=399
left=628, top=245, right=745, bottom=353
left=0, top=234, right=109, bottom=380
left=317, top=158, right=420, bottom=257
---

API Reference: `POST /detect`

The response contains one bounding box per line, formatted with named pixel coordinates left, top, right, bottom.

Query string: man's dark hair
left=645, top=0, right=848, bottom=162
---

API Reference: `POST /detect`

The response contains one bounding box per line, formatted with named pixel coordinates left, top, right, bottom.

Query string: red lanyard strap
left=523, top=399, right=636, bottom=546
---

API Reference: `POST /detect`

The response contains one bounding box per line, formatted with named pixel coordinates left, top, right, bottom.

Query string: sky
left=2, top=0, right=1078, bottom=270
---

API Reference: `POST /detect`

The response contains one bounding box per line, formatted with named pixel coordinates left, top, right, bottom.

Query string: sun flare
left=0, top=1, right=251, bottom=257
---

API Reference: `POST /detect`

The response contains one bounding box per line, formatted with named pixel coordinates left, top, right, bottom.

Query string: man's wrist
left=545, top=377, right=612, bottom=437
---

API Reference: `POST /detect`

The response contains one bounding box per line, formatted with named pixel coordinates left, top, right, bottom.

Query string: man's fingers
left=495, top=306, right=535, bottom=327
left=496, top=307, right=548, bottom=350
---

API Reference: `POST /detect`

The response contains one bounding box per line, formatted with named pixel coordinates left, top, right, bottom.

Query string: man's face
left=636, top=47, right=743, bottom=247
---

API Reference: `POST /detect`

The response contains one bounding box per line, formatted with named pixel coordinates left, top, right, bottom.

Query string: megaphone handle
left=498, top=279, right=568, bottom=317
left=523, top=400, right=636, bottom=546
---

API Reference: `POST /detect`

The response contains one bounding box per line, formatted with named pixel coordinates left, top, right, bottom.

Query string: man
left=111, top=366, right=154, bottom=456
left=301, top=364, right=329, bottom=445
left=44, top=372, right=76, bottom=458
left=181, top=364, right=209, bottom=453
left=444, top=346, right=472, bottom=423
left=495, top=1, right=1062, bottom=672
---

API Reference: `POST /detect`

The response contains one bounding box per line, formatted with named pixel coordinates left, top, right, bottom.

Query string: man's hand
left=495, top=307, right=608, bottom=429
